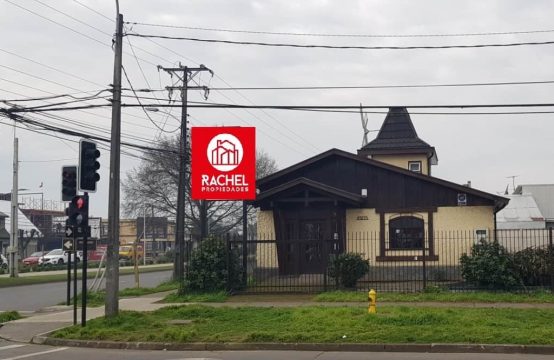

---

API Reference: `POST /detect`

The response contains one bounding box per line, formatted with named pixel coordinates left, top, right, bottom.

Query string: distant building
left=514, top=184, right=554, bottom=229
left=496, top=194, right=545, bottom=229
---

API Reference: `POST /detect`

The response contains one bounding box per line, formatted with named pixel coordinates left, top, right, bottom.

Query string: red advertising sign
left=191, top=127, right=256, bottom=200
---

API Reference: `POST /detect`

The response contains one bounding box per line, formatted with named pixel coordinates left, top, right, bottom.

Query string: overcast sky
left=1, top=0, right=554, bottom=218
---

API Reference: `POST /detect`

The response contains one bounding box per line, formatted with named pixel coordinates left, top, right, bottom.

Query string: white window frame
left=408, top=161, right=422, bottom=173
left=474, top=229, right=489, bottom=242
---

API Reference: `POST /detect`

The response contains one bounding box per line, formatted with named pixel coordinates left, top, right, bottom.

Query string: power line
left=0, top=64, right=184, bottom=133
left=0, top=85, right=111, bottom=102
left=8, top=101, right=554, bottom=114
left=124, top=21, right=554, bottom=38
left=71, top=0, right=113, bottom=22
left=126, top=33, right=554, bottom=50
left=66, top=1, right=322, bottom=156
left=121, top=65, right=180, bottom=133
left=205, top=79, right=554, bottom=91
left=0, top=48, right=106, bottom=88
left=0, top=112, right=179, bottom=155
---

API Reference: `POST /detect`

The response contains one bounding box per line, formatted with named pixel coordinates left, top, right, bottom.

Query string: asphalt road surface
left=0, top=340, right=553, bottom=360
left=0, top=270, right=172, bottom=311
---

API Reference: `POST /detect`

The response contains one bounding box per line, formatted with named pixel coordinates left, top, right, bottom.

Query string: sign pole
left=66, top=249, right=71, bottom=306
left=73, top=229, right=77, bottom=325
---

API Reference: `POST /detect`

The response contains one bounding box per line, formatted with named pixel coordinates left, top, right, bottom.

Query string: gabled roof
left=497, top=194, right=545, bottom=229
left=515, top=184, right=554, bottom=220
left=257, top=177, right=364, bottom=205
left=257, top=148, right=509, bottom=211
left=358, top=107, right=437, bottom=164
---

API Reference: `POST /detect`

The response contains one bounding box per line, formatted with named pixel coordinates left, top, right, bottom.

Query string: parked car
left=22, top=251, right=48, bottom=266
left=119, top=244, right=143, bottom=260
left=38, top=249, right=80, bottom=266
left=0, top=253, right=8, bottom=270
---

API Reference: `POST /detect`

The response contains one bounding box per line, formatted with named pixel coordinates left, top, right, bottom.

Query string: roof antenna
left=360, top=103, right=370, bottom=147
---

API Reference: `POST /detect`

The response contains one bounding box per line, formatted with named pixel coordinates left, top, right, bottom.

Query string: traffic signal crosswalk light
left=65, top=195, right=89, bottom=230
left=61, top=165, right=77, bottom=201
left=79, top=139, right=101, bottom=192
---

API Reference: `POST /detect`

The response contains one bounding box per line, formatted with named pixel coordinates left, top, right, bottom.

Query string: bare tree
left=122, top=135, right=278, bottom=241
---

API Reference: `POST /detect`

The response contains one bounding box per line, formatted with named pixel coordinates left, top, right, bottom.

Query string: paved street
left=0, top=270, right=172, bottom=311
left=1, top=339, right=554, bottom=360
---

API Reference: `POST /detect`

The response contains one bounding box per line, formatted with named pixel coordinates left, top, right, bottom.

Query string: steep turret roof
left=358, top=107, right=437, bottom=164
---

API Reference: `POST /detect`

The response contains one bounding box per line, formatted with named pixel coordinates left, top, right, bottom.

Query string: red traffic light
left=76, top=197, right=85, bottom=209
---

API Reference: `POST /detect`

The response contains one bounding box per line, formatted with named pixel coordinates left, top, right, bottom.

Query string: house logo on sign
left=207, top=134, right=243, bottom=172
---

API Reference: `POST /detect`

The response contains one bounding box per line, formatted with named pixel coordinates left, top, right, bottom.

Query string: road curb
left=34, top=336, right=554, bottom=354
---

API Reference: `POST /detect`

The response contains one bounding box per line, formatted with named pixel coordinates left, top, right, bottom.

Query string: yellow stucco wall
left=433, top=206, right=494, bottom=265
left=346, top=206, right=494, bottom=266
left=256, top=205, right=495, bottom=269
left=371, top=154, right=429, bottom=175
left=256, top=210, right=277, bottom=268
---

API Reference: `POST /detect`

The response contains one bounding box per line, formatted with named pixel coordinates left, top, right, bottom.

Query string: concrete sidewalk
left=0, top=263, right=171, bottom=278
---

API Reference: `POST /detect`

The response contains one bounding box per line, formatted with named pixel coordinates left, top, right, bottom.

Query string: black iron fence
left=220, top=228, right=554, bottom=293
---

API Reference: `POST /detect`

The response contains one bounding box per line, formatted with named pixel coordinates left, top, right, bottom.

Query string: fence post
left=548, top=228, right=554, bottom=292
left=422, top=238, right=427, bottom=290
left=225, top=233, right=231, bottom=293
left=323, top=239, right=328, bottom=292
left=242, top=201, right=248, bottom=288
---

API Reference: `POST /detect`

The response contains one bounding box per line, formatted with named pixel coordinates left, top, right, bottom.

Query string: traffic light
left=66, top=195, right=88, bottom=230
left=79, top=139, right=100, bottom=192
left=61, top=165, right=77, bottom=201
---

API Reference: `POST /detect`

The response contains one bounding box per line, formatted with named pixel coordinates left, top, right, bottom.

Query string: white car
left=38, top=249, right=81, bottom=266
left=0, top=253, right=8, bottom=270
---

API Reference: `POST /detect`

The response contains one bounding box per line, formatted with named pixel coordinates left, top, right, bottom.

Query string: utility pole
left=159, top=64, right=212, bottom=291
left=105, top=12, right=123, bottom=318
left=9, top=136, right=18, bottom=278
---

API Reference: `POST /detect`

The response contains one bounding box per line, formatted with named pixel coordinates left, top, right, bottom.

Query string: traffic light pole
left=81, top=193, right=89, bottom=327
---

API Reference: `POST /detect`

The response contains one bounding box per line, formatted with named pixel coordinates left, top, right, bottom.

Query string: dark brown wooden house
left=254, top=107, right=509, bottom=275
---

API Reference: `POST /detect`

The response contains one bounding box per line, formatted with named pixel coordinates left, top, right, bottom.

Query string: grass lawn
left=314, top=290, right=554, bottom=303
left=0, top=265, right=173, bottom=288
left=0, top=311, right=21, bottom=324
left=52, top=305, right=554, bottom=344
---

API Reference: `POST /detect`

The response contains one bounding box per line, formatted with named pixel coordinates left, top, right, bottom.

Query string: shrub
left=460, top=240, right=519, bottom=289
left=184, top=237, right=242, bottom=292
left=328, top=252, right=369, bottom=289
left=513, top=246, right=554, bottom=286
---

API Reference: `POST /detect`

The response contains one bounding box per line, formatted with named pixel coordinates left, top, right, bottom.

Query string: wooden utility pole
left=159, top=64, right=212, bottom=292
left=105, top=12, right=123, bottom=318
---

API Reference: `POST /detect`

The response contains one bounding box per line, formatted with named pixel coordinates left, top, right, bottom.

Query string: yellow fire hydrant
left=368, top=289, right=376, bottom=314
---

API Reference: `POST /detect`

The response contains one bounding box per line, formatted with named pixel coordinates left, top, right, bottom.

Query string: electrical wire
left=0, top=48, right=106, bottom=88
left=0, top=112, right=179, bottom=155
left=126, top=33, right=554, bottom=50
left=205, top=80, right=554, bottom=91
left=124, top=21, right=554, bottom=39
left=0, top=68, right=182, bottom=133
left=121, top=65, right=180, bottom=133
left=63, top=0, right=323, bottom=156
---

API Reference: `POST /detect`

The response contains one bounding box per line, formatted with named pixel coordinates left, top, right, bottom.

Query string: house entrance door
left=277, top=205, right=345, bottom=275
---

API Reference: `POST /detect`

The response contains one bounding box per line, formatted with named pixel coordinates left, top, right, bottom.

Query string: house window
left=389, top=216, right=424, bottom=249
left=474, top=229, right=488, bottom=242
left=408, top=161, right=422, bottom=173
